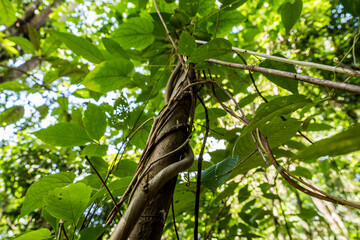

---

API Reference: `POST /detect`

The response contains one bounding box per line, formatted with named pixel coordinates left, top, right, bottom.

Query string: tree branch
left=206, top=58, right=360, bottom=94
left=196, top=40, right=360, bottom=78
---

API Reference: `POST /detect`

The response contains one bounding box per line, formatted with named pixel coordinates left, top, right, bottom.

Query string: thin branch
left=195, top=40, right=360, bottom=78
left=236, top=53, right=268, bottom=103
left=153, top=0, right=183, bottom=64
left=85, top=156, right=120, bottom=215
left=171, top=198, right=180, bottom=240
left=194, top=97, right=209, bottom=240
left=206, top=58, right=360, bottom=94
left=213, top=11, right=220, bottom=39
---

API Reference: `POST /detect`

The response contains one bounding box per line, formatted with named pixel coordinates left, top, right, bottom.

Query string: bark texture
left=110, top=63, right=197, bottom=240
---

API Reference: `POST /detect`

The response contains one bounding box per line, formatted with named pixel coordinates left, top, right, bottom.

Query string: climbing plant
left=0, top=0, right=360, bottom=239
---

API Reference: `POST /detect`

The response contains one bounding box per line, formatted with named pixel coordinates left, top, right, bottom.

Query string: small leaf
left=0, top=0, right=16, bottom=26
left=0, top=106, right=24, bottom=126
left=178, top=31, right=197, bottom=56
left=259, top=55, right=298, bottom=94
left=291, top=166, right=312, bottom=179
left=179, top=0, right=199, bottom=17
left=112, top=17, right=155, bottom=50
left=33, top=123, right=92, bottom=147
left=21, top=172, right=75, bottom=217
left=201, top=155, right=238, bottom=192
left=82, top=59, right=134, bottom=93
left=281, top=0, right=303, bottom=34
left=188, top=38, right=232, bottom=63
left=52, top=31, right=105, bottom=63
left=13, top=229, right=51, bottom=240
left=83, top=103, right=107, bottom=141
left=43, top=183, right=92, bottom=223
left=219, top=0, right=247, bottom=11
left=242, top=95, right=311, bottom=136
left=82, top=144, right=108, bottom=157
left=8, top=37, right=36, bottom=54
left=295, top=124, right=360, bottom=161
left=102, top=38, right=129, bottom=60
left=28, top=26, right=41, bottom=50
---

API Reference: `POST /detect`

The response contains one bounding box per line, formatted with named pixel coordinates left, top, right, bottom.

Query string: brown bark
left=109, top=63, right=197, bottom=239
left=0, top=57, right=41, bottom=83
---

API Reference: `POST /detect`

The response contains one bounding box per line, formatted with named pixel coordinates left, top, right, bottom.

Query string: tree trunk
left=110, top=63, right=197, bottom=240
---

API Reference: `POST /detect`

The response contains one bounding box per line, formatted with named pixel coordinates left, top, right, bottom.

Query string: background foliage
left=0, top=0, right=359, bottom=239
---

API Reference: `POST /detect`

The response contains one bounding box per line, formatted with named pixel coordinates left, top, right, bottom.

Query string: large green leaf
left=21, top=172, right=75, bottom=217
left=83, top=103, right=107, bottom=141
left=241, top=95, right=311, bottom=136
left=43, top=183, right=92, bottom=223
left=259, top=55, right=298, bottom=94
left=102, top=38, right=129, bottom=60
left=52, top=31, right=105, bottom=63
left=188, top=38, right=232, bottom=63
left=82, top=144, right=108, bottom=157
left=201, top=155, right=239, bottom=192
left=0, top=106, right=24, bottom=126
left=8, top=37, right=36, bottom=54
left=0, top=0, right=16, bottom=26
left=13, top=229, right=51, bottom=240
left=82, top=59, right=134, bottom=93
left=281, top=0, right=303, bottom=34
left=295, top=124, right=360, bottom=161
left=178, top=31, right=197, bottom=56
left=90, top=177, right=132, bottom=203
left=112, top=17, right=155, bottom=50
left=33, top=123, right=92, bottom=147
left=179, top=0, right=199, bottom=17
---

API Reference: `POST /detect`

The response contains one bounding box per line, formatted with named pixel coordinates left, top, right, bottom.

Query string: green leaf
left=179, top=0, right=199, bottom=17
left=82, top=59, right=134, bottom=93
left=188, top=38, right=232, bottom=63
left=219, top=0, right=247, bottom=11
left=82, top=144, right=108, bottom=157
left=0, top=81, right=29, bottom=92
left=28, top=26, right=41, bottom=50
left=242, top=95, right=311, bottom=136
left=83, top=103, right=107, bottom=141
left=259, top=55, right=298, bottom=94
left=281, top=0, right=303, bottom=34
left=0, top=106, right=24, bottom=126
left=291, top=166, right=312, bottom=179
left=13, top=229, right=51, bottom=240
left=178, top=31, right=197, bottom=56
left=201, top=155, right=239, bottom=192
left=295, top=124, right=360, bottom=161
left=41, top=34, right=62, bottom=55
left=90, top=177, right=132, bottom=203
left=33, top=123, right=92, bottom=147
left=21, top=172, right=75, bottom=217
left=8, top=37, right=36, bottom=54
left=43, top=183, right=92, bottom=223
left=80, top=226, right=107, bottom=240
left=112, top=17, right=155, bottom=50
left=102, top=38, right=129, bottom=60
left=113, top=160, right=137, bottom=178
left=52, top=31, right=105, bottom=63
left=0, top=0, right=16, bottom=26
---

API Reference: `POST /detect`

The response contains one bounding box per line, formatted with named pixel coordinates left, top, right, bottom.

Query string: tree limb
left=196, top=40, right=360, bottom=78
left=206, top=58, right=360, bottom=94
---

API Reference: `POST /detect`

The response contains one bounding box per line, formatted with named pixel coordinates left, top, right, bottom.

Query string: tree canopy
left=0, top=0, right=360, bottom=239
